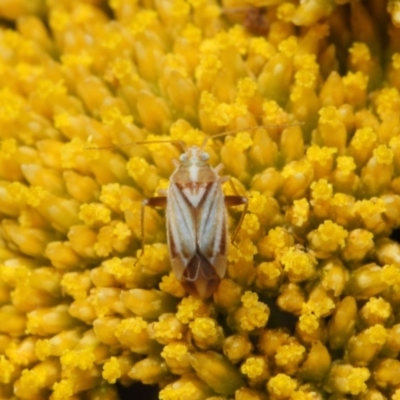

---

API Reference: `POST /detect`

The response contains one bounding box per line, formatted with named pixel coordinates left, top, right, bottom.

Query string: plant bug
left=139, top=133, right=249, bottom=299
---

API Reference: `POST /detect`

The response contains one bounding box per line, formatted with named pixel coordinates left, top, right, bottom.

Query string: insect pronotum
left=139, top=134, right=248, bottom=299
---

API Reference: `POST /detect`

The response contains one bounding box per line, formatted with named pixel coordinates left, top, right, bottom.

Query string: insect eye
left=201, top=152, right=210, bottom=161
left=180, top=154, right=188, bottom=162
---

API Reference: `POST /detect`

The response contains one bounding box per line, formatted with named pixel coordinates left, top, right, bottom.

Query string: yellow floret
left=363, top=297, right=392, bottom=322
left=278, top=36, right=298, bottom=58
left=267, top=373, right=297, bottom=397
left=275, top=343, right=306, bottom=368
left=306, top=145, right=337, bottom=166
left=298, top=313, right=319, bottom=334
left=291, top=198, right=310, bottom=227
left=0, top=89, right=24, bottom=122
left=277, top=2, right=296, bottom=22
left=373, top=145, right=394, bottom=165
left=240, top=357, right=266, bottom=379
left=51, top=378, right=74, bottom=400
left=161, top=342, right=188, bottom=361
left=382, top=264, right=400, bottom=288
left=190, top=317, right=218, bottom=339
left=262, top=100, right=289, bottom=125
left=318, top=105, right=340, bottom=126
left=336, top=156, right=356, bottom=174
left=102, top=357, right=121, bottom=384
left=60, top=271, right=91, bottom=300
left=101, top=106, right=133, bottom=127
left=295, top=69, right=317, bottom=89
left=181, top=23, right=202, bottom=44
left=311, top=179, right=333, bottom=201
left=353, top=198, right=386, bottom=219
left=308, top=220, right=349, bottom=252
left=130, top=10, right=158, bottom=34
left=349, top=42, right=371, bottom=64
left=375, top=87, right=400, bottom=120
left=60, top=348, right=95, bottom=371
left=159, top=384, right=197, bottom=400
left=225, top=132, right=253, bottom=152
left=236, top=291, right=270, bottom=331
left=365, top=324, right=388, bottom=345
left=342, top=71, right=368, bottom=91
left=248, top=37, right=276, bottom=59
left=237, top=77, right=258, bottom=100
left=176, top=297, right=210, bottom=324
left=152, top=315, right=184, bottom=342
left=0, top=355, right=15, bottom=384
left=159, top=273, right=186, bottom=297
left=280, top=247, right=317, bottom=282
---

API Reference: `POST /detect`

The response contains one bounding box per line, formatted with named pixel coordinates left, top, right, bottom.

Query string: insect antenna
left=85, top=139, right=187, bottom=152
left=200, top=122, right=303, bottom=151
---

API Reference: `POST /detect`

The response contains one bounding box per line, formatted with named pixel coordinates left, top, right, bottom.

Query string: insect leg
left=221, top=176, right=249, bottom=243
left=225, top=194, right=248, bottom=244
left=138, top=196, right=167, bottom=260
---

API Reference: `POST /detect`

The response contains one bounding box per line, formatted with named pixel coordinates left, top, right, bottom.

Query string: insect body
left=142, top=144, right=248, bottom=299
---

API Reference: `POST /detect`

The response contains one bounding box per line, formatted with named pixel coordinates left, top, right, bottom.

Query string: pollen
left=382, top=264, right=400, bottom=287
left=182, top=23, right=202, bottom=44
left=101, top=106, right=133, bottom=127
left=353, top=198, right=386, bottom=219
left=342, top=71, right=368, bottom=91
left=248, top=37, right=276, bottom=59
left=375, top=87, right=400, bottom=120
left=0, top=89, right=24, bottom=122
left=351, top=127, right=377, bottom=150
left=310, top=179, right=333, bottom=201
left=151, top=315, right=184, bottom=342
left=336, top=156, right=356, bottom=174
left=308, top=220, right=349, bottom=252
left=51, top=379, right=74, bottom=400
left=159, top=380, right=198, bottom=400
left=298, top=313, right=319, bottom=334
left=161, top=342, right=188, bottom=361
left=278, top=36, right=298, bottom=58
left=236, top=291, right=270, bottom=331
left=0, top=355, right=15, bottom=384
left=318, top=105, right=340, bottom=126
left=275, top=343, right=306, bottom=368
left=240, top=357, right=266, bottom=379
left=225, top=131, right=253, bottom=152
left=237, top=77, right=258, bottom=98
left=306, top=145, right=337, bottom=166
left=78, top=203, right=111, bottom=227
left=349, top=42, right=371, bottom=64
left=280, top=247, right=317, bottom=282
left=291, top=198, right=310, bottom=227
left=159, top=273, right=186, bottom=298
left=277, top=2, right=296, bottom=22
left=130, top=10, right=158, bottom=34
left=267, top=373, right=297, bottom=397
left=373, top=145, right=394, bottom=165
left=102, top=357, right=121, bottom=384
left=0, top=138, right=17, bottom=158
left=262, top=100, right=289, bottom=125
left=295, top=69, right=317, bottom=89
left=60, top=348, right=95, bottom=371
left=176, top=297, right=210, bottom=324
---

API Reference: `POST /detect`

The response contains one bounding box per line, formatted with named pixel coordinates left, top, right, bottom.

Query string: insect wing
left=166, top=181, right=228, bottom=298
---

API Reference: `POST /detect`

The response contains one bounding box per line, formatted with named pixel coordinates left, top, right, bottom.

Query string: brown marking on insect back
left=182, top=252, right=221, bottom=299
